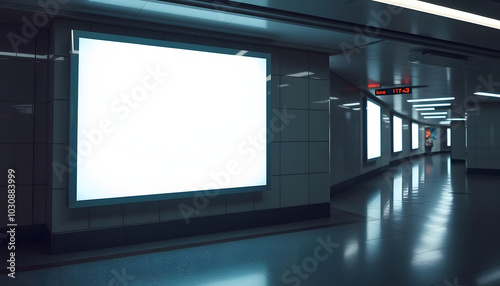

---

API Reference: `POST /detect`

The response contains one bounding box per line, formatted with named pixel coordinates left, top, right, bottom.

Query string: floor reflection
left=199, top=271, right=268, bottom=286
left=5, top=154, right=500, bottom=286
left=331, top=154, right=500, bottom=285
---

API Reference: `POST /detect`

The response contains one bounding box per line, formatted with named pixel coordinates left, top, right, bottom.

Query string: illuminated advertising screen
left=69, top=30, right=270, bottom=207
left=366, top=99, right=381, bottom=160
left=411, top=122, right=419, bottom=150
left=393, top=115, right=403, bottom=153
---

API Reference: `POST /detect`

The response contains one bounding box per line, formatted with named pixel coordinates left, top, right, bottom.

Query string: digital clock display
left=375, top=87, right=412, bottom=95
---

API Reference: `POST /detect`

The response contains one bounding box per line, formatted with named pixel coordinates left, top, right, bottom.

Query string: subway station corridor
left=3, top=1, right=500, bottom=285
left=3, top=154, right=500, bottom=286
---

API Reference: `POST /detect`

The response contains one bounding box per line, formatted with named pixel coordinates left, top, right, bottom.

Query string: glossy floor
left=3, top=154, right=500, bottom=285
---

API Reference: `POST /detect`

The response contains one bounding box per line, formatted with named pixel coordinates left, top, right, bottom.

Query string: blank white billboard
left=367, top=100, right=381, bottom=160
left=69, top=31, right=270, bottom=207
left=393, top=116, right=403, bottom=153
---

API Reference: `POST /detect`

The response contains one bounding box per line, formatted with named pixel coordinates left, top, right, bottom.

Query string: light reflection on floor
left=2, top=154, right=500, bottom=285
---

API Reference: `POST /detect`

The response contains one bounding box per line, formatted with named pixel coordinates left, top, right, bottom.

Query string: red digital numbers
left=376, top=87, right=412, bottom=95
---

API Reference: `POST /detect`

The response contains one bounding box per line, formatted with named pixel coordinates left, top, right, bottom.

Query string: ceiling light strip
left=342, top=102, right=361, bottom=107
left=424, top=115, right=447, bottom=119
left=371, top=0, right=500, bottom=30
left=407, top=97, right=455, bottom=103
left=421, top=112, right=448, bottom=115
left=474, top=92, right=500, bottom=98
left=413, top=103, right=451, bottom=108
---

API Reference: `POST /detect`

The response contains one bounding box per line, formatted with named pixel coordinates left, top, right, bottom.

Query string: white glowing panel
left=366, top=100, right=381, bottom=160
left=200, top=273, right=267, bottom=286
left=70, top=31, right=268, bottom=206
left=393, top=116, right=402, bottom=153
left=447, top=128, right=451, bottom=146
left=412, top=122, right=419, bottom=150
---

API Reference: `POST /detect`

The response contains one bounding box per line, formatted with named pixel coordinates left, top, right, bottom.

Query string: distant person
left=425, top=136, right=433, bottom=156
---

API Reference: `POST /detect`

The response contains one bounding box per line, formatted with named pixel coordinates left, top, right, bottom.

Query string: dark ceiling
left=2, top=0, right=500, bottom=124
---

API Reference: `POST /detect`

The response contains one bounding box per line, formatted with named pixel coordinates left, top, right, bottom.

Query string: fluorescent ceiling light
left=286, top=71, right=314, bottom=77
left=415, top=107, right=435, bottom=111
left=447, top=118, right=467, bottom=121
left=0, top=51, right=48, bottom=59
left=0, top=51, right=16, bottom=57
left=424, top=116, right=447, bottom=119
left=474, top=92, right=500, bottom=98
left=371, top=0, right=500, bottom=30
left=236, top=50, right=248, bottom=56
left=407, top=97, right=455, bottom=103
left=440, top=121, right=451, bottom=125
left=421, top=112, right=448, bottom=115
left=13, top=104, right=33, bottom=114
left=343, top=102, right=360, bottom=107
left=413, top=103, right=451, bottom=108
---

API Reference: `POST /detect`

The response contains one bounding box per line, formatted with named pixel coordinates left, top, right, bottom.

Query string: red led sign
left=375, top=87, right=412, bottom=95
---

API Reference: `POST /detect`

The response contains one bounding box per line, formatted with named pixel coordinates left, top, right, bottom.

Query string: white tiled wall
left=33, top=185, right=47, bottom=225
left=451, top=121, right=466, bottom=160
left=123, top=201, right=160, bottom=225
left=330, top=74, right=362, bottom=185
left=255, top=176, right=280, bottom=210
left=89, top=204, right=123, bottom=229
left=280, top=77, right=309, bottom=108
left=309, top=173, right=330, bottom=203
left=51, top=188, right=89, bottom=232
left=281, top=110, right=309, bottom=141
left=0, top=26, right=47, bottom=227
left=310, top=110, right=329, bottom=141
left=467, top=103, right=500, bottom=170
left=281, top=142, right=309, bottom=174
left=47, top=19, right=331, bottom=233
left=280, top=174, right=309, bottom=207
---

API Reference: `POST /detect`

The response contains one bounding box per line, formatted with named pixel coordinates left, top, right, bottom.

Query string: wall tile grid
left=329, top=73, right=362, bottom=185
left=47, top=19, right=331, bottom=233
left=0, top=25, right=48, bottom=227
left=451, top=121, right=466, bottom=160
left=467, top=103, right=500, bottom=170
